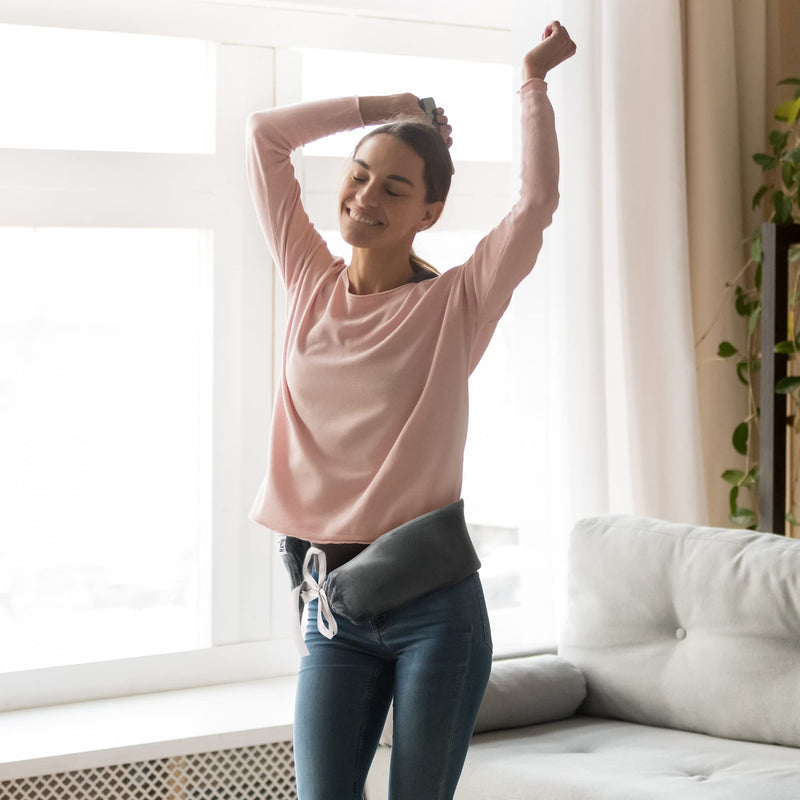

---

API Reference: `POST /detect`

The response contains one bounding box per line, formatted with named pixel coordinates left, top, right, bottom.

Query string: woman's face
left=338, top=134, right=443, bottom=252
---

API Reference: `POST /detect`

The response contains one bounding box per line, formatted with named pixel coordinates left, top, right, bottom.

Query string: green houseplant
left=715, top=78, right=800, bottom=530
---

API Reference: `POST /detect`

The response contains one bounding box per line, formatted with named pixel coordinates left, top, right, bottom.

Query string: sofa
left=365, top=514, right=800, bottom=799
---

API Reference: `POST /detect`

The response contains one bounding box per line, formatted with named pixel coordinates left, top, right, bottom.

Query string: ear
left=418, top=201, right=445, bottom=232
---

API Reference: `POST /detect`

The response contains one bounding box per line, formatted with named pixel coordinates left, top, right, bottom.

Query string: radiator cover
left=1, top=741, right=296, bottom=800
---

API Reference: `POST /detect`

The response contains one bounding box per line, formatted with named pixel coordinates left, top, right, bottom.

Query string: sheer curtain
left=504, top=0, right=707, bottom=632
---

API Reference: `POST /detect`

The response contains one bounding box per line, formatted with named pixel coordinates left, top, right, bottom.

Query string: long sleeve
left=460, top=78, right=559, bottom=360
left=245, top=97, right=366, bottom=293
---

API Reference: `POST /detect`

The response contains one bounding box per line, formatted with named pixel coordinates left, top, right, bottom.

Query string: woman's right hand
left=523, top=20, right=577, bottom=81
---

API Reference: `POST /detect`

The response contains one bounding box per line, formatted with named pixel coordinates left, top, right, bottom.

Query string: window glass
left=0, top=227, right=211, bottom=671
left=0, top=25, right=215, bottom=152
left=300, top=48, right=512, bottom=162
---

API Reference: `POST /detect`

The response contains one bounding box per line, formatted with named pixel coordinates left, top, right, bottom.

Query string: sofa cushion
left=473, top=654, right=586, bottom=733
left=558, top=514, right=800, bottom=748
left=378, top=654, right=586, bottom=746
left=366, top=716, right=800, bottom=800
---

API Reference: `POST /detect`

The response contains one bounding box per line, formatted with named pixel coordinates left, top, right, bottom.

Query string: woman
left=246, top=20, right=576, bottom=800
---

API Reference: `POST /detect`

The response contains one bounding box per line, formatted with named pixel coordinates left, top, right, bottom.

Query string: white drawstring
left=290, top=546, right=338, bottom=656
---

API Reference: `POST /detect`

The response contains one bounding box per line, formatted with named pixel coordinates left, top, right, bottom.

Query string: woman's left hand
left=523, top=20, right=577, bottom=81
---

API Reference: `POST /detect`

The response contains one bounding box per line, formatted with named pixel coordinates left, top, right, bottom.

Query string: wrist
left=523, top=61, right=548, bottom=82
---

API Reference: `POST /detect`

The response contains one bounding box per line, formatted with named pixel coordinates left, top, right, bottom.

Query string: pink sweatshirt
left=246, top=78, right=559, bottom=544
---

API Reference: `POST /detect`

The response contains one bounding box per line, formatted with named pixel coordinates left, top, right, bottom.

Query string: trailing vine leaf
left=733, top=421, right=749, bottom=455
left=731, top=509, right=757, bottom=527
left=787, top=511, right=800, bottom=526
left=718, top=341, right=738, bottom=357
left=722, top=469, right=745, bottom=485
left=748, top=306, right=761, bottom=334
left=775, top=96, right=800, bottom=125
left=755, top=262, right=762, bottom=291
left=729, top=485, right=739, bottom=516
left=751, top=235, right=763, bottom=264
left=783, top=162, right=796, bottom=191
left=772, top=190, right=793, bottom=223
left=774, top=340, right=797, bottom=354
left=752, top=185, right=769, bottom=209
left=736, top=361, right=749, bottom=385
left=754, top=152, right=777, bottom=169
left=770, top=129, right=790, bottom=153
left=775, top=376, right=800, bottom=394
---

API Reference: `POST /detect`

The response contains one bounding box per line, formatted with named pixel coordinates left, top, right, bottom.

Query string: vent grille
left=0, top=741, right=296, bottom=800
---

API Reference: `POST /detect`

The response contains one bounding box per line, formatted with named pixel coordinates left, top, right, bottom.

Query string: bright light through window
left=300, top=49, right=512, bottom=162
left=0, top=25, right=215, bottom=152
left=0, top=228, right=212, bottom=671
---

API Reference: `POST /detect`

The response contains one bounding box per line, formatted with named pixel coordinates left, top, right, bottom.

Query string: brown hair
left=354, top=119, right=454, bottom=276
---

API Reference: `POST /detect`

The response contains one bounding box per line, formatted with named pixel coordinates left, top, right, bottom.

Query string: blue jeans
left=294, top=572, right=493, bottom=800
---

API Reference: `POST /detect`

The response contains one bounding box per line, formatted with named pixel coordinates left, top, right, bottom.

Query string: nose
left=355, top=180, right=379, bottom=207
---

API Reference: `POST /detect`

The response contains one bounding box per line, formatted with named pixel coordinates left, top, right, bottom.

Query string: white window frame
left=0, top=0, right=512, bottom=711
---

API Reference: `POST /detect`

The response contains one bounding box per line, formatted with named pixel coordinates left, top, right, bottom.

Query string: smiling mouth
left=347, top=208, right=382, bottom=226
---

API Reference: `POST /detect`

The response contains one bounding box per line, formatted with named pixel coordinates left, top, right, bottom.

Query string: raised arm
left=460, top=21, right=576, bottom=338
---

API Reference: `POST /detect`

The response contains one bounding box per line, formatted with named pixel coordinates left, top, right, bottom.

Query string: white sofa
left=365, top=514, right=800, bottom=799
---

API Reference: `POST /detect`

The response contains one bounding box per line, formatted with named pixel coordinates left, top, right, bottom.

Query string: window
left=0, top=24, right=215, bottom=152
left=0, top=20, right=277, bottom=703
left=0, top=227, right=211, bottom=672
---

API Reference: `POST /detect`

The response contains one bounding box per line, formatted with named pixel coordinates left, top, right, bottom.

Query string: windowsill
left=0, top=675, right=297, bottom=781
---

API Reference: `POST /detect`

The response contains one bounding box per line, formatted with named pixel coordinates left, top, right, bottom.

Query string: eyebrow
left=354, top=158, right=415, bottom=188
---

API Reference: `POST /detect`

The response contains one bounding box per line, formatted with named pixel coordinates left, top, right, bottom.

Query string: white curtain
left=500, top=0, right=707, bottom=635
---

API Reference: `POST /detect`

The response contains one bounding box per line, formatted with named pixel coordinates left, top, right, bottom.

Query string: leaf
left=787, top=511, right=800, bottom=526
left=721, top=469, right=745, bottom=485
left=735, top=287, right=753, bottom=317
left=771, top=129, right=789, bottom=154
left=775, top=376, right=800, bottom=394
left=775, top=96, right=800, bottom=125
left=733, top=421, right=749, bottom=455
left=775, top=340, right=796, bottom=354
left=783, top=162, right=797, bottom=191
left=772, top=191, right=793, bottom=224
left=736, top=361, right=749, bottom=385
left=718, top=341, right=738, bottom=358
left=729, top=486, right=739, bottom=516
left=748, top=306, right=761, bottom=334
left=784, top=148, right=800, bottom=167
left=777, top=78, right=800, bottom=86
left=750, top=235, right=763, bottom=266
left=790, top=246, right=800, bottom=264
left=752, top=184, right=769, bottom=210
left=754, top=152, right=777, bottom=169
left=731, top=509, right=757, bottom=527
left=755, top=262, right=762, bottom=291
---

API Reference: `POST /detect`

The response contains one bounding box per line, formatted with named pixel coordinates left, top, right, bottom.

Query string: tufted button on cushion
left=675, top=627, right=687, bottom=640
